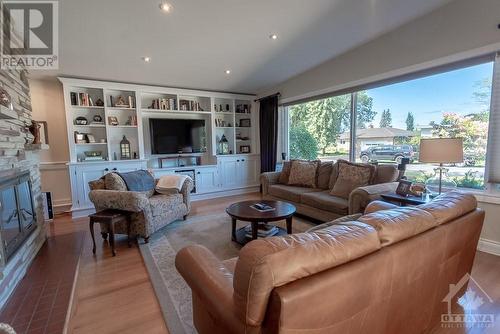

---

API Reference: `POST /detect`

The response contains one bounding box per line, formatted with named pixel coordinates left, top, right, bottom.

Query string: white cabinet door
left=238, top=157, right=259, bottom=186
left=195, top=167, right=219, bottom=193
left=76, top=166, right=107, bottom=208
left=219, top=157, right=239, bottom=189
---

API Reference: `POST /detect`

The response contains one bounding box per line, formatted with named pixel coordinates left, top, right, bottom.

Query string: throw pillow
left=104, top=172, right=127, bottom=191
left=317, top=161, right=333, bottom=189
left=287, top=160, right=319, bottom=187
left=278, top=160, right=292, bottom=184
left=330, top=160, right=375, bottom=199
left=328, top=161, right=339, bottom=189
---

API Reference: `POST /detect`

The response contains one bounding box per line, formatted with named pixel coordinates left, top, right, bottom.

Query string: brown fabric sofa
left=176, top=191, right=484, bottom=334
left=261, top=160, right=402, bottom=221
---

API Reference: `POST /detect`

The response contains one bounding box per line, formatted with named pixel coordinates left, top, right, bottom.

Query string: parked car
left=360, top=145, right=414, bottom=164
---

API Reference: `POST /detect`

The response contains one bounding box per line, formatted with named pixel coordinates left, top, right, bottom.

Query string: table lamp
left=418, top=138, right=463, bottom=195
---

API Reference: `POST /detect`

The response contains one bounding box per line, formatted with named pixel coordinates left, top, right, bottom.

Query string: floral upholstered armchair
left=88, top=172, right=193, bottom=242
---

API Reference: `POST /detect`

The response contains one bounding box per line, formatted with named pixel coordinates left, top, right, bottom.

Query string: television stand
left=158, top=155, right=201, bottom=168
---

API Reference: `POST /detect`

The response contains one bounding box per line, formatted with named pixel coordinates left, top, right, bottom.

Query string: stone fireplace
left=0, top=67, right=46, bottom=306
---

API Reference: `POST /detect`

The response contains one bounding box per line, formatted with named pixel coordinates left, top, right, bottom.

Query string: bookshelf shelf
left=71, top=105, right=105, bottom=109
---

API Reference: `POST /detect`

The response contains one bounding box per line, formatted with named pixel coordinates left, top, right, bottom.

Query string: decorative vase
left=29, top=121, right=41, bottom=144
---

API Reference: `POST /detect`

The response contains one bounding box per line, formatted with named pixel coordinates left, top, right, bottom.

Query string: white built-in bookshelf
left=60, top=78, right=257, bottom=164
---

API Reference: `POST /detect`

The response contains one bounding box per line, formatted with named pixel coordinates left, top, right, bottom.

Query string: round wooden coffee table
left=226, top=200, right=296, bottom=246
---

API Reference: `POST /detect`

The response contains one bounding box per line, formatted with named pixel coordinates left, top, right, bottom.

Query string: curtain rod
left=254, top=92, right=281, bottom=102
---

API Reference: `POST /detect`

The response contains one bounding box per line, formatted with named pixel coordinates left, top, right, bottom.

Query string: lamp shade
left=419, top=138, right=463, bottom=163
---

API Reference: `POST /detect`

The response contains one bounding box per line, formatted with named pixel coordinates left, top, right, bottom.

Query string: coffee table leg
left=109, top=222, right=116, bottom=256
left=286, top=216, right=293, bottom=234
left=89, top=219, right=96, bottom=254
left=251, top=221, right=258, bottom=240
left=231, top=218, right=237, bottom=242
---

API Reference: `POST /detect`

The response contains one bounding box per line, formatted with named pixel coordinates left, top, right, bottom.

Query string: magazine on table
left=244, top=224, right=279, bottom=238
left=250, top=202, right=275, bottom=212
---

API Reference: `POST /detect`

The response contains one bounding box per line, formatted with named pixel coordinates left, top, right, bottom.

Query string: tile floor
left=0, top=229, right=84, bottom=334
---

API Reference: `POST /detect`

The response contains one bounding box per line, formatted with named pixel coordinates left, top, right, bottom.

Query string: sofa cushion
left=104, top=172, right=127, bottom=191
left=358, top=207, right=437, bottom=246
left=288, top=160, right=319, bottom=188
left=300, top=190, right=349, bottom=215
left=317, top=161, right=333, bottom=189
left=373, top=164, right=399, bottom=184
left=233, top=221, right=381, bottom=326
left=418, top=191, right=477, bottom=225
left=268, top=184, right=320, bottom=203
left=89, top=178, right=105, bottom=190
left=278, top=161, right=292, bottom=184
left=330, top=160, right=375, bottom=199
left=328, top=161, right=339, bottom=189
left=149, top=193, right=184, bottom=216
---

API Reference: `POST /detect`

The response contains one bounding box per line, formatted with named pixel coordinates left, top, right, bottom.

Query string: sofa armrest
left=180, top=177, right=194, bottom=212
left=260, top=172, right=281, bottom=195
left=348, top=182, right=398, bottom=215
left=175, top=245, right=241, bottom=332
left=88, top=190, right=150, bottom=212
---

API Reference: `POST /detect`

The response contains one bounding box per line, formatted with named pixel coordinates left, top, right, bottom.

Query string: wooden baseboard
left=478, top=238, right=500, bottom=256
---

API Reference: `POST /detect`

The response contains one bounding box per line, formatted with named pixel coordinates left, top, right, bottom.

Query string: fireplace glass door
left=0, top=185, right=21, bottom=253
left=17, top=180, right=35, bottom=231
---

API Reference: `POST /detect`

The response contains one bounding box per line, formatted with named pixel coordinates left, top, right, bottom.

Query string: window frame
left=282, top=57, right=498, bottom=196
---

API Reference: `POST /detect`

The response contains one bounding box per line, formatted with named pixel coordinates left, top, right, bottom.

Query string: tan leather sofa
left=261, top=161, right=402, bottom=221
left=176, top=191, right=484, bottom=334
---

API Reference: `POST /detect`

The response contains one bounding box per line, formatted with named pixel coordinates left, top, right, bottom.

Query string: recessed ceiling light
left=159, top=2, right=172, bottom=12
left=269, top=34, right=278, bottom=40
left=142, top=56, right=151, bottom=62
left=225, top=69, right=231, bottom=74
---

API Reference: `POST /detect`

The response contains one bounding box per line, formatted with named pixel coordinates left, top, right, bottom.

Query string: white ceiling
left=33, top=0, right=452, bottom=94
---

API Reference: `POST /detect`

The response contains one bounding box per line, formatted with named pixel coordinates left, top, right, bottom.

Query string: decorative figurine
left=0, top=88, right=13, bottom=110
left=29, top=120, right=41, bottom=144
left=95, top=98, right=104, bottom=106
left=93, top=114, right=102, bottom=123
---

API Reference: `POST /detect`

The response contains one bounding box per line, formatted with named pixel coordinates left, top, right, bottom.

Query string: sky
left=365, top=61, right=494, bottom=129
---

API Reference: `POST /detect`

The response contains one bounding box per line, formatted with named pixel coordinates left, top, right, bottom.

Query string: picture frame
left=108, top=116, right=119, bottom=126
left=240, top=145, right=251, bottom=153
left=396, top=180, right=412, bottom=196
left=239, top=118, right=251, bottom=127
left=86, top=134, right=96, bottom=143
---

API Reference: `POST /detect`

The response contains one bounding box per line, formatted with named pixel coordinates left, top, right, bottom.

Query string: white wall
left=29, top=78, right=72, bottom=212
left=259, top=0, right=500, bottom=103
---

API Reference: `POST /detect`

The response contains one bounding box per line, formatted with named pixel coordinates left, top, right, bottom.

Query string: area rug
left=139, top=212, right=314, bottom=334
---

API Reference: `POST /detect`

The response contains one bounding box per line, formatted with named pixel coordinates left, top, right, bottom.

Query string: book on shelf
left=179, top=99, right=203, bottom=111
left=250, top=203, right=275, bottom=212
left=244, top=224, right=279, bottom=238
left=71, top=92, right=95, bottom=107
left=149, top=98, right=176, bottom=110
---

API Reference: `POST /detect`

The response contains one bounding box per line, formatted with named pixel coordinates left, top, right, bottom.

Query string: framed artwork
left=240, top=145, right=251, bottom=153
left=239, top=118, right=251, bottom=127
left=108, top=116, right=119, bottom=126
left=396, top=180, right=412, bottom=196
left=86, top=134, right=96, bottom=143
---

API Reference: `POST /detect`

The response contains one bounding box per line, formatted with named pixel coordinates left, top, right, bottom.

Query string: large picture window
left=286, top=61, right=494, bottom=190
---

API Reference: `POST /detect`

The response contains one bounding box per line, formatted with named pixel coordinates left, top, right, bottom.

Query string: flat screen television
left=149, top=118, right=206, bottom=154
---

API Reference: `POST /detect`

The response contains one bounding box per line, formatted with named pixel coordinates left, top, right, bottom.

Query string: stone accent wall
left=0, top=66, right=46, bottom=308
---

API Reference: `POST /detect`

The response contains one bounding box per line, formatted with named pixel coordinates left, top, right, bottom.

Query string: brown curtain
left=259, top=95, right=279, bottom=172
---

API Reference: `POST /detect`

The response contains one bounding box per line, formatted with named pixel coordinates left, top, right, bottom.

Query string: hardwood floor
left=2, top=193, right=499, bottom=334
